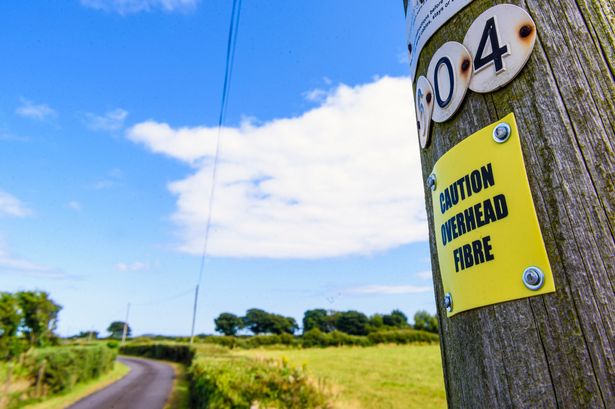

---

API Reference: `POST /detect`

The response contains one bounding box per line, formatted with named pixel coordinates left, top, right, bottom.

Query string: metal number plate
left=415, top=76, right=434, bottom=149
left=427, top=41, right=472, bottom=123
left=464, top=4, right=537, bottom=93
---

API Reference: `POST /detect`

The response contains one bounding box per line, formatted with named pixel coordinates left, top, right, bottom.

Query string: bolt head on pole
left=522, top=266, right=545, bottom=290
left=493, top=122, right=511, bottom=143
left=427, top=174, right=437, bottom=191
left=443, top=292, right=453, bottom=312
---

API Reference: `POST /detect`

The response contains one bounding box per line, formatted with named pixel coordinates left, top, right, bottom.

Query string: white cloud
left=346, top=284, right=433, bottom=295
left=84, top=109, right=128, bottom=132
left=0, top=238, right=66, bottom=279
left=80, top=0, right=198, bottom=14
left=0, top=190, right=32, bottom=218
left=127, top=76, right=427, bottom=259
left=16, top=98, right=57, bottom=121
left=415, top=270, right=433, bottom=280
left=68, top=201, right=82, bottom=211
left=115, top=261, right=149, bottom=272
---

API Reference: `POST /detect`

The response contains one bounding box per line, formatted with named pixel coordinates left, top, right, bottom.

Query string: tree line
left=214, top=308, right=438, bottom=336
left=0, top=291, right=62, bottom=359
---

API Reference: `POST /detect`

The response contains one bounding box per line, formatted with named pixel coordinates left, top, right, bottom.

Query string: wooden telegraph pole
left=402, top=0, right=614, bottom=407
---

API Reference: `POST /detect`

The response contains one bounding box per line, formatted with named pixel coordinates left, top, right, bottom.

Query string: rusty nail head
left=522, top=267, right=545, bottom=290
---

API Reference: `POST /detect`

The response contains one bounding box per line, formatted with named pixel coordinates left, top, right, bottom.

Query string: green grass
left=163, top=361, right=189, bottom=409
left=23, top=361, right=130, bottom=409
left=235, top=344, right=446, bottom=409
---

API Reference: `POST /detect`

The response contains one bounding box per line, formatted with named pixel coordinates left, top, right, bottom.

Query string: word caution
left=439, top=163, right=509, bottom=272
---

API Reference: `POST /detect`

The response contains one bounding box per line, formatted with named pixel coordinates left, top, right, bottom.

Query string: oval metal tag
left=415, top=76, right=434, bottom=149
left=427, top=42, right=472, bottom=123
left=464, top=4, right=537, bottom=93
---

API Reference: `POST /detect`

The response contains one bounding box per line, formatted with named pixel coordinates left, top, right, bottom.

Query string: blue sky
left=0, top=0, right=434, bottom=336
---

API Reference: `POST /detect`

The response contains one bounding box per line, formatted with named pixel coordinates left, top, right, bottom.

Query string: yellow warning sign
left=431, top=113, right=555, bottom=317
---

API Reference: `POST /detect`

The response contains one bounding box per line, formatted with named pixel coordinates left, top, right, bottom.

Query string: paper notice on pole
left=406, top=0, right=474, bottom=81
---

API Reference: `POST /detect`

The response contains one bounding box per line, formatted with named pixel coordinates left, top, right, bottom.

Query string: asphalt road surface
left=68, top=357, right=174, bottom=409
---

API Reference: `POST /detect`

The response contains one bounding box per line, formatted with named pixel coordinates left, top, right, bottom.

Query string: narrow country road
left=68, top=357, right=174, bottom=409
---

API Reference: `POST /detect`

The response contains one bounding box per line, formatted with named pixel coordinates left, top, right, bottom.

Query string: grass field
left=235, top=344, right=446, bottom=409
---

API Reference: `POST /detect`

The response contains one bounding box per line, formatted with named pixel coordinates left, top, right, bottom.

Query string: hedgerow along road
left=67, top=357, right=174, bottom=409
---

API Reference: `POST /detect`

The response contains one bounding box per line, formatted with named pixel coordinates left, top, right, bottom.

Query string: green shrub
left=24, top=345, right=116, bottom=395
left=106, top=340, right=119, bottom=349
left=188, top=356, right=331, bottom=409
left=367, top=329, right=439, bottom=345
left=302, top=329, right=372, bottom=347
left=120, top=343, right=195, bottom=365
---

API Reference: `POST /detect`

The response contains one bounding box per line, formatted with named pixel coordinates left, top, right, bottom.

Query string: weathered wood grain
left=403, top=1, right=614, bottom=407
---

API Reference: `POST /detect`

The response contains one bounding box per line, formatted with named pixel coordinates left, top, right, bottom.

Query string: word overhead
left=430, top=113, right=555, bottom=316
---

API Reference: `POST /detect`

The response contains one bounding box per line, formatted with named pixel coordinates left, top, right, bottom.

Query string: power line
left=132, top=287, right=195, bottom=307
left=190, top=0, right=243, bottom=343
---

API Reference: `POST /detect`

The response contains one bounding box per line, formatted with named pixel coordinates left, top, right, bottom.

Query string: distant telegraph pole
left=121, top=303, right=130, bottom=345
left=189, top=285, right=199, bottom=344
left=402, top=1, right=614, bottom=407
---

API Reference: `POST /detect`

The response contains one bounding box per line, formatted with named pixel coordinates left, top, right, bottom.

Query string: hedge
left=367, top=329, right=439, bottom=345
left=24, top=345, right=116, bottom=395
left=202, top=333, right=298, bottom=349
left=188, top=356, right=331, bottom=409
left=120, top=343, right=195, bottom=365
left=199, top=329, right=438, bottom=349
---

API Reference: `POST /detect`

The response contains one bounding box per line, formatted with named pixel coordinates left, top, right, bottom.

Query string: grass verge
left=24, top=361, right=130, bottom=409
left=235, top=344, right=446, bottom=409
left=164, top=362, right=189, bottom=409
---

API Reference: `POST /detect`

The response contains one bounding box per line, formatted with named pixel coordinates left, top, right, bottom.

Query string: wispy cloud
left=68, top=201, right=82, bottom=211
left=115, top=261, right=149, bottom=272
left=16, top=98, right=57, bottom=121
left=0, top=131, right=29, bottom=142
left=0, top=238, right=67, bottom=279
left=83, top=108, right=128, bottom=132
left=346, top=285, right=432, bottom=295
left=0, top=190, right=32, bottom=218
left=80, top=0, right=198, bottom=15
left=415, top=271, right=432, bottom=280
left=91, top=168, right=124, bottom=190
left=302, top=88, right=329, bottom=103
left=127, top=76, right=427, bottom=259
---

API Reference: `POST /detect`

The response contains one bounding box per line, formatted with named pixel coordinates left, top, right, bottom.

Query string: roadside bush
left=188, top=356, right=331, bottom=409
left=120, top=343, right=195, bottom=365
left=24, top=345, right=116, bottom=395
left=367, top=329, right=439, bottom=345
left=106, top=340, right=119, bottom=349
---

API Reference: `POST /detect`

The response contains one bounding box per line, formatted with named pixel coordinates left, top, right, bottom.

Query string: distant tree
left=107, top=321, right=130, bottom=339
left=303, top=309, right=334, bottom=333
left=214, top=313, right=243, bottom=336
left=383, top=309, right=409, bottom=328
left=368, top=314, right=384, bottom=331
left=269, top=315, right=298, bottom=335
left=243, top=309, right=298, bottom=335
left=76, top=330, right=99, bottom=340
left=334, top=311, right=368, bottom=336
left=243, top=309, right=271, bottom=335
left=16, top=291, right=61, bottom=347
left=0, top=292, right=22, bottom=359
left=413, top=310, right=438, bottom=334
